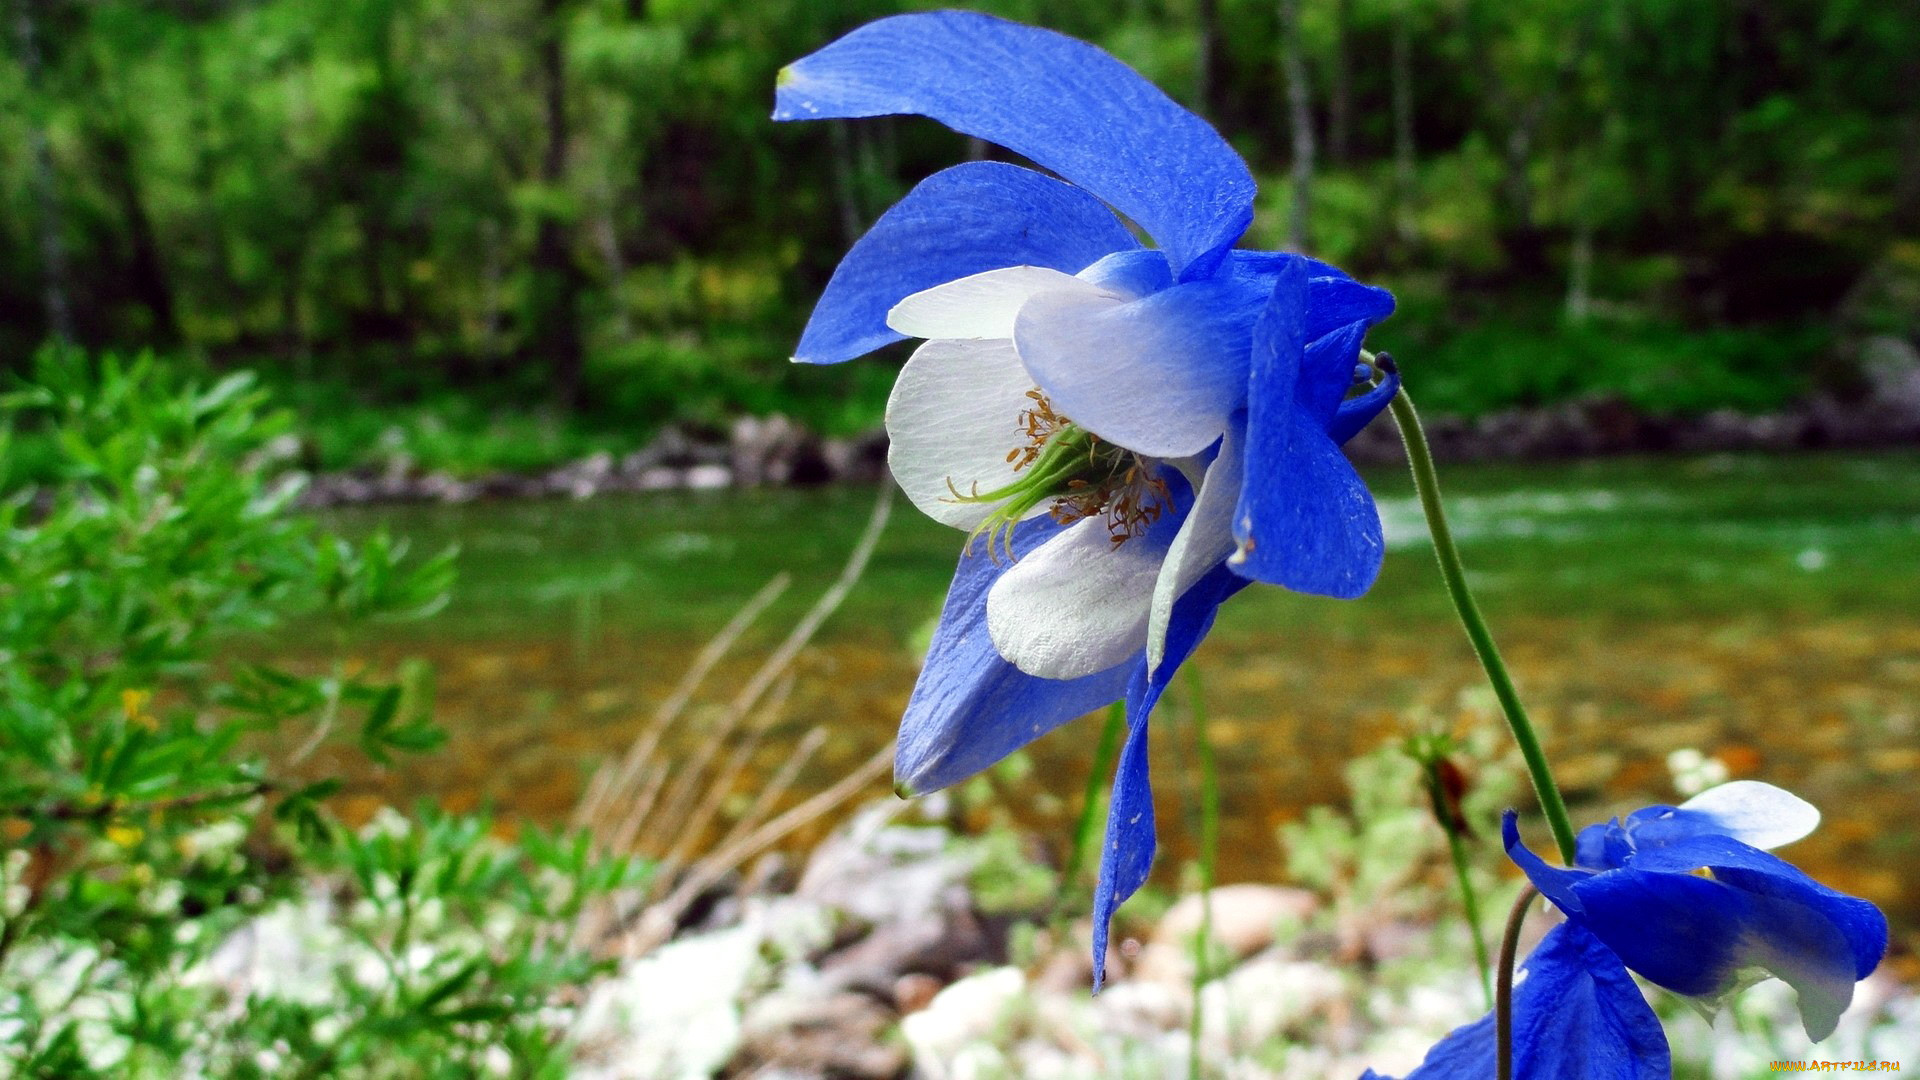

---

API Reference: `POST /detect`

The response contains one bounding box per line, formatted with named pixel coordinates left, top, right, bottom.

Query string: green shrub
left=0, top=350, right=642, bottom=1077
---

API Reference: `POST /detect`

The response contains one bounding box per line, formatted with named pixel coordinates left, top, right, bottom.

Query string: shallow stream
left=281, top=452, right=1920, bottom=934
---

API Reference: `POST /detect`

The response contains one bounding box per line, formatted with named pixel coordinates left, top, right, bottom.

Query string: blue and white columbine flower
left=776, top=11, right=1397, bottom=981
left=1372, top=781, right=1887, bottom=1078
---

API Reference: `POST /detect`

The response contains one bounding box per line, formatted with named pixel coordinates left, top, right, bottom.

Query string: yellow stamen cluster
left=1006, top=389, right=1070, bottom=470
left=944, top=391, right=1169, bottom=563
left=1048, top=461, right=1170, bottom=547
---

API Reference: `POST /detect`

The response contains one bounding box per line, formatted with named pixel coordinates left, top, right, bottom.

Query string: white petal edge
left=885, top=338, right=1048, bottom=530
left=1679, top=781, right=1821, bottom=851
left=1146, top=432, right=1242, bottom=674
left=885, top=265, right=1098, bottom=340
left=985, top=516, right=1166, bottom=679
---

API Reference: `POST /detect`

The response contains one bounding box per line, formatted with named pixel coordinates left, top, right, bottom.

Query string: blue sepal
left=775, top=11, right=1254, bottom=279
left=1568, top=866, right=1749, bottom=997
left=1229, top=264, right=1386, bottom=598
left=1090, top=563, right=1248, bottom=987
left=894, top=514, right=1135, bottom=795
left=794, top=162, right=1138, bottom=364
left=1600, top=833, right=1887, bottom=987
left=1502, top=811, right=1590, bottom=915
left=1227, top=250, right=1396, bottom=342
left=1368, top=923, right=1670, bottom=1079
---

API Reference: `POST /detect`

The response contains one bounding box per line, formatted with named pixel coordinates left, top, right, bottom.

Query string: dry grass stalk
left=626, top=739, right=894, bottom=956
left=572, top=570, right=793, bottom=833
left=729, top=725, right=829, bottom=846
left=659, top=671, right=798, bottom=867
left=574, top=485, right=899, bottom=956
left=621, top=484, right=891, bottom=858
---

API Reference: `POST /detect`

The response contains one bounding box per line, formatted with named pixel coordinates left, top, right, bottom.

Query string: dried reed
left=573, top=485, right=898, bottom=955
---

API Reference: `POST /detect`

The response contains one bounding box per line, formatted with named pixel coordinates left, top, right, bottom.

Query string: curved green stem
left=1380, top=360, right=1578, bottom=864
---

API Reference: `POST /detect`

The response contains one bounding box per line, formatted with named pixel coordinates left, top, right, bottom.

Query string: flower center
left=945, top=391, right=1169, bottom=562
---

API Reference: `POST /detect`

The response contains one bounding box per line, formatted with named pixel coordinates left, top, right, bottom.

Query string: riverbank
left=293, top=334, right=1920, bottom=508
left=174, top=782, right=1920, bottom=1080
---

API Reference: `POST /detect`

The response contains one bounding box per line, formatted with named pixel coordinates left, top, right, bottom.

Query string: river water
left=288, top=452, right=1920, bottom=935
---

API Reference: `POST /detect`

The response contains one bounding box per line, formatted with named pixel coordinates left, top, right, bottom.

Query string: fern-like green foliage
left=0, top=350, right=644, bottom=1077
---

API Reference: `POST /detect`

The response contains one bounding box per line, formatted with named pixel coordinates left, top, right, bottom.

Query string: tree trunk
left=13, top=0, right=73, bottom=345
left=828, top=120, right=865, bottom=247
left=279, top=243, right=309, bottom=376
left=595, top=206, right=630, bottom=341
left=1327, top=0, right=1352, bottom=164
left=1564, top=216, right=1593, bottom=324
left=1499, top=96, right=1549, bottom=278
left=530, top=0, right=586, bottom=410
left=1279, top=0, right=1316, bottom=252
left=480, top=218, right=504, bottom=370
left=183, top=30, right=235, bottom=322
left=1194, top=0, right=1221, bottom=117
left=79, top=23, right=179, bottom=346
left=1391, top=13, right=1417, bottom=250
left=92, top=120, right=179, bottom=345
left=1897, top=55, right=1920, bottom=232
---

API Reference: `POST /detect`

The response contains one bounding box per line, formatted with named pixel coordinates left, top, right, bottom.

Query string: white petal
left=885, top=339, right=1045, bottom=530
left=1013, top=278, right=1252, bottom=458
left=1146, top=432, right=1242, bottom=673
left=1679, top=781, right=1821, bottom=851
left=885, top=266, right=1096, bottom=340
left=986, top=517, right=1165, bottom=679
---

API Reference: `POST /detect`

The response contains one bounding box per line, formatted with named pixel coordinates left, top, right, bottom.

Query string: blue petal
left=1672, top=780, right=1822, bottom=851
left=774, top=12, right=1254, bottom=280
left=1619, top=834, right=1887, bottom=984
left=1227, top=250, right=1396, bottom=342
left=1502, top=811, right=1592, bottom=915
left=894, top=514, right=1134, bottom=795
left=1091, top=563, right=1248, bottom=987
left=1229, top=265, right=1385, bottom=598
left=795, top=162, right=1138, bottom=364
left=1371, top=923, right=1669, bottom=1080
left=1612, top=803, right=1754, bottom=854
left=1305, top=276, right=1397, bottom=342
left=1229, top=249, right=1355, bottom=282
left=1297, top=321, right=1374, bottom=425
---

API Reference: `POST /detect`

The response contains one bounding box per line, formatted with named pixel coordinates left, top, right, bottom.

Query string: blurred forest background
left=4, top=0, right=1918, bottom=472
